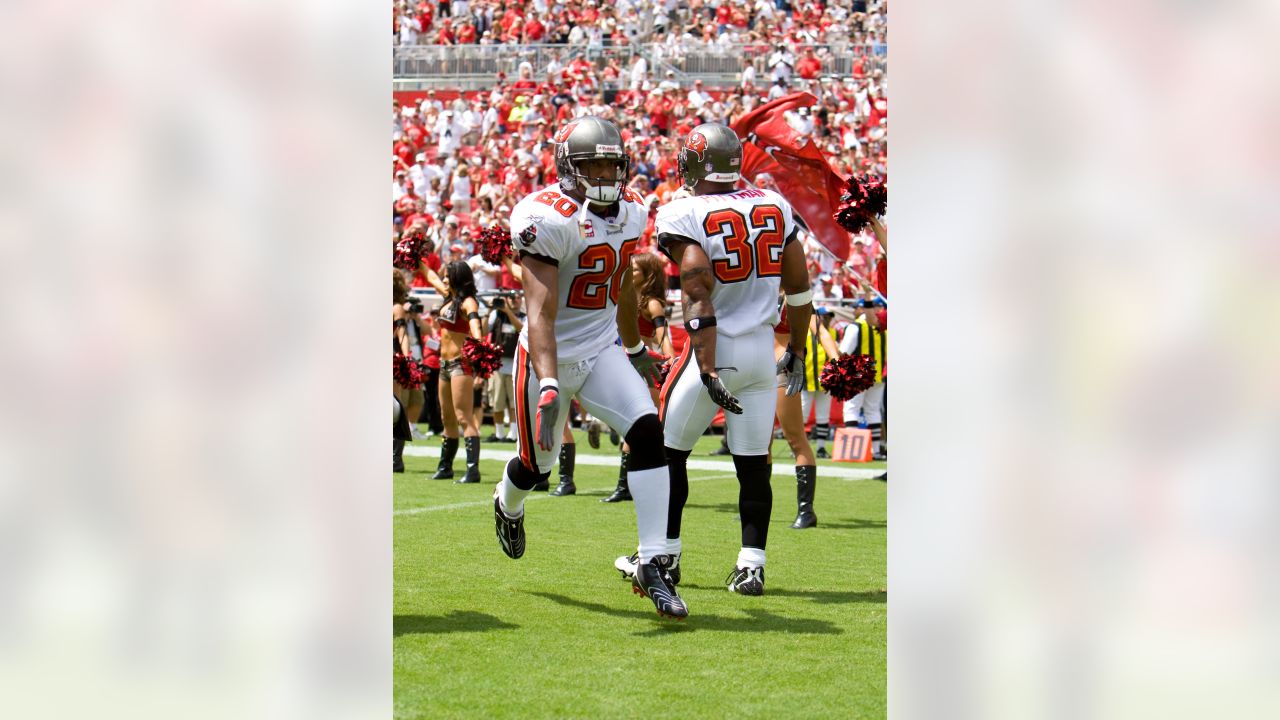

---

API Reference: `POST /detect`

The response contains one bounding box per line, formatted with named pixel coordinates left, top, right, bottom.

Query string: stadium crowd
left=394, top=0, right=887, bottom=53
left=392, top=0, right=888, bottom=481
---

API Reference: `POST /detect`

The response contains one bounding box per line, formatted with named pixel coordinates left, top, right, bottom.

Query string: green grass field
left=395, top=427, right=886, bottom=719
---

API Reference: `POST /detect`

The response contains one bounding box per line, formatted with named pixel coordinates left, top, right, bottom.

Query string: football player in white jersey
left=615, top=123, right=813, bottom=596
left=493, top=116, right=688, bottom=619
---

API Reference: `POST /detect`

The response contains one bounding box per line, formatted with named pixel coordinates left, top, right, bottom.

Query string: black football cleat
left=725, top=565, right=765, bottom=596
left=615, top=553, right=680, bottom=586
left=587, top=420, right=602, bottom=449
left=631, top=558, right=688, bottom=619
left=815, top=447, right=830, bottom=460
left=493, top=493, right=525, bottom=559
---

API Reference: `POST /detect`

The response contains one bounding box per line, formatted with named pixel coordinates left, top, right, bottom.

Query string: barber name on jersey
left=509, top=184, right=649, bottom=361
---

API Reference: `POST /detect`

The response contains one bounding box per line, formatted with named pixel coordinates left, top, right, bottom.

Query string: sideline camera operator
left=484, top=292, right=524, bottom=443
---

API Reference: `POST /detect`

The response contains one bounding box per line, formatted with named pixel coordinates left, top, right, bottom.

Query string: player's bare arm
left=616, top=265, right=643, bottom=351
left=520, top=253, right=560, bottom=384
left=677, top=238, right=742, bottom=414
left=779, top=239, right=812, bottom=357
left=675, top=241, right=718, bottom=376
left=777, top=237, right=812, bottom=396
left=618, top=268, right=663, bottom=386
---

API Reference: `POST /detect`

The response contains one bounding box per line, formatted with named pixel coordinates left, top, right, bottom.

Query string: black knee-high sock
left=665, top=446, right=691, bottom=540
left=813, top=422, right=831, bottom=451
left=733, top=454, right=773, bottom=549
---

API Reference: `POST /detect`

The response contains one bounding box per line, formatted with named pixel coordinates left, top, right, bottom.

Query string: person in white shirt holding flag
left=614, top=123, right=813, bottom=596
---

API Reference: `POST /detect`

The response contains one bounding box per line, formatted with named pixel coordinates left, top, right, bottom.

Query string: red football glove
left=535, top=383, right=561, bottom=451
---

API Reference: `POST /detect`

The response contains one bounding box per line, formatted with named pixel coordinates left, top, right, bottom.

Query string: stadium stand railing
left=393, top=42, right=887, bottom=89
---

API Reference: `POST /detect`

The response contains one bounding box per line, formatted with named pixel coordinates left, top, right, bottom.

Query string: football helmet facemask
left=554, top=116, right=631, bottom=204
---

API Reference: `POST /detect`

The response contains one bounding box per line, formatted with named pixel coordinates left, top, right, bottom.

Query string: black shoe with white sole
left=725, top=565, right=765, bottom=596
left=615, top=552, right=680, bottom=586
left=631, top=558, right=688, bottom=619
left=493, top=494, right=525, bottom=559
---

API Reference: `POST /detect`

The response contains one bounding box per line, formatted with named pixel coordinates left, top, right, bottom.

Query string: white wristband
left=785, top=289, right=813, bottom=306
left=624, top=341, right=645, bottom=354
left=539, top=378, right=559, bottom=391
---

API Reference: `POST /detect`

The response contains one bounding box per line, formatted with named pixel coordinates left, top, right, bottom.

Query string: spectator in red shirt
left=644, top=88, right=673, bottom=136
left=455, top=18, right=476, bottom=44
left=796, top=48, right=823, bottom=80
left=525, top=14, right=545, bottom=42
left=394, top=138, right=414, bottom=165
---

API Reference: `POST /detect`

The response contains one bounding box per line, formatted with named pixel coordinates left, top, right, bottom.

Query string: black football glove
left=628, top=347, right=664, bottom=387
left=776, top=344, right=806, bottom=397
left=701, top=373, right=743, bottom=415
left=535, top=384, right=561, bottom=451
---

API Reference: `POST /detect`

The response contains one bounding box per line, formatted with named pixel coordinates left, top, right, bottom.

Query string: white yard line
left=393, top=471, right=741, bottom=517
left=402, top=444, right=883, bottom=480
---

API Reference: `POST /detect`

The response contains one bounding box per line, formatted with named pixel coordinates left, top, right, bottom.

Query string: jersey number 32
left=702, top=205, right=786, bottom=283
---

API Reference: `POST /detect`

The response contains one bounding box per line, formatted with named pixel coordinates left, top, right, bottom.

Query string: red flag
left=732, top=92, right=852, bottom=260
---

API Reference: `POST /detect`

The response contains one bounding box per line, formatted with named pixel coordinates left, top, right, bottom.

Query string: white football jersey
left=655, top=185, right=798, bottom=336
left=510, top=184, right=649, bottom=363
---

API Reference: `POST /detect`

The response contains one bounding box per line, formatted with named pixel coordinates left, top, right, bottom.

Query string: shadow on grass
left=525, top=591, right=844, bottom=636
left=678, top=584, right=886, bottom=605
left=394, top=611, right=520, bottom=636
left=817, top=518, right=886, bottom=530
left=681, top=502, right=738, bottom=514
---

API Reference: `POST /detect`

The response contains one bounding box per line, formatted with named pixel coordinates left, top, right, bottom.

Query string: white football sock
left=627, top=465, right=671, bottom=563
left=737, top=547, right=766, bottom=569
left=508, top=420, right=518, bottom=438
left=495, top=424, right=506, bottom=440
left=496, top=471, right=531, bottom=518
left=666, top=537, right=682, bottom=557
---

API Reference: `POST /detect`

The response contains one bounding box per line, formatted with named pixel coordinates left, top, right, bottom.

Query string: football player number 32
left=703, top=205, right=785, bottom=283
left=567, top=240, right=639, bottom=310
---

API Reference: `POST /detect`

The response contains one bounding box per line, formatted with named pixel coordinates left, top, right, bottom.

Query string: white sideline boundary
left=401, top=444, right=884, bottom=480
left=394, top=471, right=740, bottom=517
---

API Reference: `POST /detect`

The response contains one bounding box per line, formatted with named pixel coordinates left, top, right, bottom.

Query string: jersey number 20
left=567, top=240, right=639, bottom=310
left=703, top=205, right=785, bottom=283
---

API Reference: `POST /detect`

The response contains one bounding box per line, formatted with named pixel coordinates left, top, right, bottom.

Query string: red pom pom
left=461, top=337, right=504, bottom=380
left=394, top=353, right=425, bottom=388
left=860, top=175, right=887, bottom=218
left=475, top=223, right=513, bottom=265
left=819, top=354, right=878, bottom=401
left=833, top=175, right=886, bottom=234
left=394, top=227, right=429, bottom=270
left=835, top=203, right=871, bottom=234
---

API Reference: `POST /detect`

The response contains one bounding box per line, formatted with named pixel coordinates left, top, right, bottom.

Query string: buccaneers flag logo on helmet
left=553, top=121, right=580, bottom=144
left=684, top=131, right=708, bottom=162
